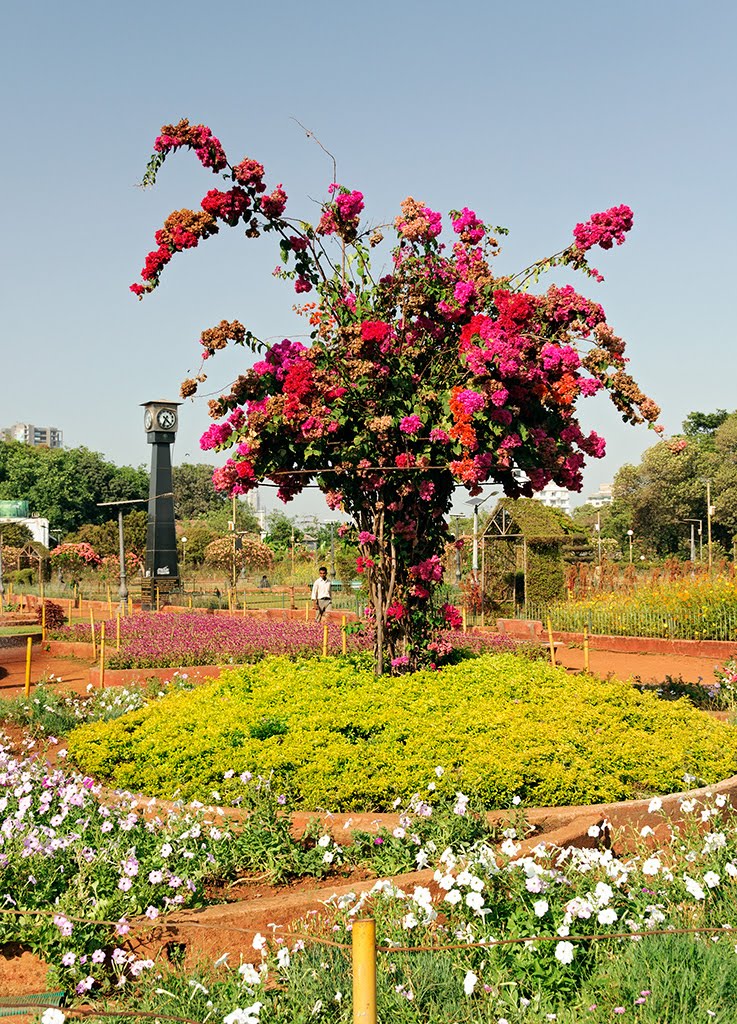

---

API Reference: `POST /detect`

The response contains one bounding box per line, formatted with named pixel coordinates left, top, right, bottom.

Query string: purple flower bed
left=53, top=613, right=372, bottom=668
left=51, top=614, right=541, bottom=669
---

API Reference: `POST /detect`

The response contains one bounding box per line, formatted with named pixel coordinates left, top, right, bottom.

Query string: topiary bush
left=66, top=654, right=737, bottom=811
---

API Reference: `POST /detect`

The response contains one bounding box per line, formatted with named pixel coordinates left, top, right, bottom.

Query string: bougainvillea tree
left=131, top=119, right=659, bottom=672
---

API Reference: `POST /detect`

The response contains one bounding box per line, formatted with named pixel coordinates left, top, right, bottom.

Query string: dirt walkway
left=0, top=642, right=726, bottom=703
left=0, top=644, right=89, bottom=698
left=554, top=644, right=721, bottom=685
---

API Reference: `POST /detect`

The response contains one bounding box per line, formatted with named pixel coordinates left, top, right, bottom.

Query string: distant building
left=0, top=500, right=50, bottom=548
left=1, top=423, right=63, bottom=448
left=587, top=483, right=614, bottom=508
left=511, top=469, right=573, bottom=514
left=534, top=481, right=572, bottom=514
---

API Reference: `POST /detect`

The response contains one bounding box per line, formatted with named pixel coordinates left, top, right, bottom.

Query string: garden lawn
left=67, top=653, right=737, bottom=810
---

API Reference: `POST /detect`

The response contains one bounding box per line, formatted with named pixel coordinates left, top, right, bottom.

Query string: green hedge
left=67, top=654, right=737, bottom=811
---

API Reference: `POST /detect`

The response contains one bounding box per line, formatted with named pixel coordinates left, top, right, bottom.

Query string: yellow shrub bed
left=67, top=654, right=737, bottom=811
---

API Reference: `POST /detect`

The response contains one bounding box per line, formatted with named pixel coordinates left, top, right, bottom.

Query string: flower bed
left=49, top=612, right=541, bottom=669
left=67, top=653, right=737, bottom=810
left=538, top=577, right=737, bottom=640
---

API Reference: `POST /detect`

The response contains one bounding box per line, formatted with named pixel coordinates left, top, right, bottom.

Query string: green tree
left=0, top=521, right=33, bottom=547
left=0, top=442, right=148, bottom=534
left=683, top=409, right=729, bottom=439
left=68, top=510, right=148, bottom=558
left=173, top=463, right=228, bottom=519
left=606, top=417, right=737, bottom=556
left=265, top=512, right=303, bottom=553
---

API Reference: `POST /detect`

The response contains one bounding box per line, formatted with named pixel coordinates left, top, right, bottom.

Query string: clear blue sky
left=2, top=0, right=735, bottom=519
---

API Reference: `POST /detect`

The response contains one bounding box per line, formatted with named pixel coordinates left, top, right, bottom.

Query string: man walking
left=311, top=565, right=332, bottom=621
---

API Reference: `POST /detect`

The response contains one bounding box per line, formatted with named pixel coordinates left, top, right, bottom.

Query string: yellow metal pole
left=116, top=612, right=121, bottom=650
left=90, top=607, right=97, bottom=661
left=68, top=598, right=73, bottom=624
left=352, top=918, right=377, bottom=1024
left=546, top=616, right=556, bottom=667
left=342, top=615, right=347, bottom=655
left=322, top=621, right=329, bottom=657
left=305, top=600, right=310, bottom=622
left=128, top=594, right=133, bottom=616
left=106, top=584, right=113, bottom=618
left=156, top=587, right=161, bottom=613
left=188, top=595, right=193, bottom=610
left=99, top=622, right=106, bottom=689
left=24, top=637, right=33, bottom=697
left=462, top=607, right=467, bottom=634
left=41, top=601, right=47, bottom=642
left=583, top=625, right=590, bottom=673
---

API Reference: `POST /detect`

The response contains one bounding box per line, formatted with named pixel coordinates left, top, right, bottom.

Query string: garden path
left=0, top=643, right=726, bottom=701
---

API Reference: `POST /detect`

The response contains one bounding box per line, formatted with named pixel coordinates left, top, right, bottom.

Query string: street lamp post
left=181, top=536, right=188, bottom=571
left=626, top=529, right=634, bottom=564
left=701, top=478, right=714, bottom=570
left=117, top=509, right=128, bottom=615
left=450, top=514, right=464, bottom=582
left=595, top=512, right=602, bottom=566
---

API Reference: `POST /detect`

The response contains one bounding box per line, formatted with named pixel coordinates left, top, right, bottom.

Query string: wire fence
left=524, top=602, right=737, bottom=641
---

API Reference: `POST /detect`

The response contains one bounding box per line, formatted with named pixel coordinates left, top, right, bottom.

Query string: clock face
left=157, top=408, right=177, bottom=430
left=144, top=409, right=154, bottom=431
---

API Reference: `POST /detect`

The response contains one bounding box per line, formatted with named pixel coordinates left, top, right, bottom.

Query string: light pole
left=181, top=536, right=188, bottom=571
left=701, top=478, right=714, bottom=570
left=682, top=519, right=702, bottom=564
left=626, top=529, right=634, bottom=564
left=450, top=514, right=464, bottom=582
left=595, top=512, right=602, bottom=566
left=98, top=494, right=173, bottom=615
left=465, top=491, right=498, bottom=585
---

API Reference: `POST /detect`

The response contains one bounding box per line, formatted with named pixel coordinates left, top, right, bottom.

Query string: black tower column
left=141, top=401, right=181, bottom=609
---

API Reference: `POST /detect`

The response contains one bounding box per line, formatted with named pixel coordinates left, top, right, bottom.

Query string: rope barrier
left=2, top=904, right=733, bottom=954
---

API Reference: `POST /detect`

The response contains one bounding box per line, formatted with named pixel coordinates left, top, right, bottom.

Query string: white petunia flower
left=597, top=908, right=617, bottom=925
left=684, top=875, right=706, bottom=900
left=533, top=899, right=549, bottom=917
left=554, top=941, right=575, bottom=965
left=463, top=970, right=478, bottom=996
left=41, top=1011, right=65, bottom=1024
left=648, top=797, right=662, bottom=813
left=642, top=857, right=661, bottom=876
left=704, top=871, right=721, bottom=889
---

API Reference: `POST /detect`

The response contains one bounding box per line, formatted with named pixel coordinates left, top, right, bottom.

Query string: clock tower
left=141, top=400, right=181, bottom=608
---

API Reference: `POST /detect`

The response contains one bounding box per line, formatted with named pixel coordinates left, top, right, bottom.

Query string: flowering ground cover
left=15, top=783, right=737, bottom=1023
left=539, top=576, right=737, bottom=640
left=123, top=793, right=737, bottom=1023
left=49, top=612, right=539, bottom=669
left=66, top=654, right=737, bottom=810
left=51, top=613, right=372, bottom=668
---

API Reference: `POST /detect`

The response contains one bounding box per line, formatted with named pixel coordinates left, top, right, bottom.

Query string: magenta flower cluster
left=573, top=204, right=634, bottom=252
left=54, top=613, right=371, bottom=669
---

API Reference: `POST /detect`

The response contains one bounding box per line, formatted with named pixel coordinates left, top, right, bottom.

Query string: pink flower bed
left=53, top=613, right=371, bottom=669
left=51, top=613, right=540, bottom=670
